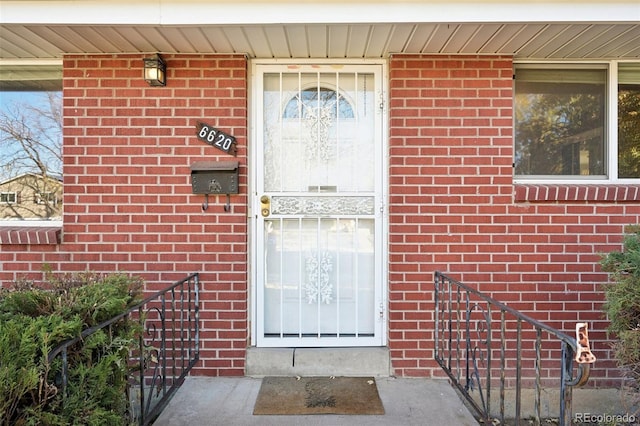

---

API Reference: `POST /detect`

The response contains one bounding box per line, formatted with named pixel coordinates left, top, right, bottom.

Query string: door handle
left=260, top=195, right=270, bottom=217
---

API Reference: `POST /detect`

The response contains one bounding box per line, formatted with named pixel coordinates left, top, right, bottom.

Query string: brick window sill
left=515, top=184, right=640, bottom=202
left=0, top=226, right=62, bottom=245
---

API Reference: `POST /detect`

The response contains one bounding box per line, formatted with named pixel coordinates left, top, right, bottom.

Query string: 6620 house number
left=195, top=121, right=237, bottom=155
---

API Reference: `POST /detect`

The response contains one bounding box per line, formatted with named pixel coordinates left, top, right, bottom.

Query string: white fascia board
left=0, top=1, right=161, bottom=25
left=1, top=1, right=639, bottom=25
left=0, top=59, right=63, bottom=66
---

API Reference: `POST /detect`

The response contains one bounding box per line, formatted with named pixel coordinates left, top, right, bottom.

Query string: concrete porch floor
left=154, top=376, right=478, bottom=425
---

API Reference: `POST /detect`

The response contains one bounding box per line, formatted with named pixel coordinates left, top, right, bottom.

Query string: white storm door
left=254, top=63, right=385, bottom=347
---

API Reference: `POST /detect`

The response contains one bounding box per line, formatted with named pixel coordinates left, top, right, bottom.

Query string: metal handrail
left=48, top=272, right=200, bottom=425
left=434, top=271, right=593, bottom=426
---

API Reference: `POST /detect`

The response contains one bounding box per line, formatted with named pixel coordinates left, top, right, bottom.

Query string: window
left=1, top=64, right=63, bottom=222
left=514, top=67, right=606, bottom=178
left=0, top=63, right=62, bottom=186
left=514, top=62, right=640, bottom=181
left=36, top=192, right=57, bottom=205
left=1, top=192, right=17, bottom=204
left=618, top=64, right=640, bottom=178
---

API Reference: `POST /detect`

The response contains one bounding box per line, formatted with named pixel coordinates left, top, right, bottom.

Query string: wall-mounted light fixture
left=143, top=53, right=166, bottom=86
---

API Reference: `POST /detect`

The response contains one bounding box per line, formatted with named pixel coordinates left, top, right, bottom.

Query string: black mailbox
left=190, top=161, right=239, bottom=195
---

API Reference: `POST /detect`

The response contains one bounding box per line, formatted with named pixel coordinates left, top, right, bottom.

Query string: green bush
left=601, top=225, right=640, bottom=385
left=0, top=272, right=143, bottom=425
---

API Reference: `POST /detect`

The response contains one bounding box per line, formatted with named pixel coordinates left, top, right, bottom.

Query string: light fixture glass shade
left=143, top=54, right=166, bottom=86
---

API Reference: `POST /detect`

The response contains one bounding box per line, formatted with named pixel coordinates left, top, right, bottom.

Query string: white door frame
left=249, top=58, right=389, bottom=347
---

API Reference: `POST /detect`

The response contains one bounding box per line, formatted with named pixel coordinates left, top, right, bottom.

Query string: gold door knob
left=260, top=195, right=270, bottom=217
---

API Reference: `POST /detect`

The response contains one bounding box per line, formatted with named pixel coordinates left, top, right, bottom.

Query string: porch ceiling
left=1, top=22, right=639, bottom=62
left=1, top=0, right=640, bottom=63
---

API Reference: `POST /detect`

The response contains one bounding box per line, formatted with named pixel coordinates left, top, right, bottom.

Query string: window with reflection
left=618, top=64, right=640, bottom=178
left=514, top=67, right=606, bottom=177
left=514, top=63, right=640, bottom=181
left=0, top=64, right=62, bottom=219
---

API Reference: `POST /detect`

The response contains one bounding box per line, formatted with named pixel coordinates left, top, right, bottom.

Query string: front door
left=253, top=62, right=386, bottom=347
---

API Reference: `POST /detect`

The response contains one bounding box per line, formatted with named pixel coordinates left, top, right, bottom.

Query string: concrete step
left=154, top=376, right=479, bottom=426
left=245, top=347, right=391, bottom=377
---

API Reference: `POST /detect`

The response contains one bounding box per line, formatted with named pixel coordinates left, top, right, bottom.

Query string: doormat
left=253, top=376, right=385, bottom=415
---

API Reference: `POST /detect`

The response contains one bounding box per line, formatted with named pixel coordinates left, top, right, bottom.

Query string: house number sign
left=195, top=121, right=237, bottom=156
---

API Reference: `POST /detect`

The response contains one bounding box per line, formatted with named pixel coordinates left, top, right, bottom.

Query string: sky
left=0, top=90, right=42, bottom=113
left=1, top=91, right=44, bottom=150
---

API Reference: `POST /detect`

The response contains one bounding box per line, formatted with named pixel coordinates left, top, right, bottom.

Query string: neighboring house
left=0, top=173, right=62, bottom=219
left=0, top=0, right=638, bottom=395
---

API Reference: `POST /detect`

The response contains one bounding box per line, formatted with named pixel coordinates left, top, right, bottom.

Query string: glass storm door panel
left=255, top=64, right=384, bottom=347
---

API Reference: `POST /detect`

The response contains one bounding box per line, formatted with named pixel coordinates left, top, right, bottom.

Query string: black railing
left=48, top=272, right=200, bottom=425
left=434, top=271, right=593, bottom=426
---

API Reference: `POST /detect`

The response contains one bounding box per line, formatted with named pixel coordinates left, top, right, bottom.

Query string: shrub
left=0, top=272, right=143, bottom=426
left=601, top=225, right=640, bottom=385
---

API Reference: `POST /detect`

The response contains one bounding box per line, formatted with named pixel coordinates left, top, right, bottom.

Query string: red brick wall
left=387, top=54, right=640, bottom=385
left=0, top=53, right=249, bottom=376
left=1, top=53, right=638, bottom=383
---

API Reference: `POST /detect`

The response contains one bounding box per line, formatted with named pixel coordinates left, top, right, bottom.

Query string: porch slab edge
left=245, top=347, right=391, bottom=377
